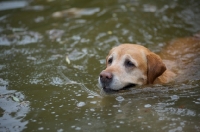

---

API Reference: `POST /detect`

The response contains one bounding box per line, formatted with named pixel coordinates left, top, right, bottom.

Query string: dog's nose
left=100, top=71, right=113, bottom=83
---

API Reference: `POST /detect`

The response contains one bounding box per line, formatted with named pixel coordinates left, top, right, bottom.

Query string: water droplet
left=76, top=94, right=81, bottom=96
left=38, top=127, right=44, bottom=130
left=75, top=127, right=81, bottom=130
left=144, top=104, right=151, bottom=108
left=90, top=101, right=97, bottom=104
left=77, top=102, right=85, bottom=107
left=194, top=101, right=200, bottom=104
left=87, top=95, right=94, bottom=98
left=113, top=105, right=120, bottom=107
left=57, top=129, right=64, bottom=132
left=116, top=96, right=124, bottom=102
left=88, top=123, right=92, bottom=125
left=118, top=110, right=122, bottom=113
left=90, top=108, right=95, bottom=111
left=119, top=121, right=124, bottom=124
left=171, top=95, right=179, bottom=100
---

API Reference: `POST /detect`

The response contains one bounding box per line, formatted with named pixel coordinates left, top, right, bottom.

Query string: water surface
left=0, top=0, right=200, bottom=131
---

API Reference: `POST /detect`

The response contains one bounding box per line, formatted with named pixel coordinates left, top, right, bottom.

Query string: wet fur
left=99, top=34, right=200, bottom=91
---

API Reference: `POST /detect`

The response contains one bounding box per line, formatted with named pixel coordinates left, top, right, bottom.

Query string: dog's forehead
left=108, top=44, right=147, bottom=60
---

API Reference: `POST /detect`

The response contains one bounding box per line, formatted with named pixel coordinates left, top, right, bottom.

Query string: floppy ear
left=147, top=52, right=166, bottom=84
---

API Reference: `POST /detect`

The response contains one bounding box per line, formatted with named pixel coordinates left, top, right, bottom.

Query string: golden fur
left=99, top=34, right=200, bottom=91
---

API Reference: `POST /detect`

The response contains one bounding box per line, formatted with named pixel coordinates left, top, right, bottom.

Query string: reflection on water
left=0, top=31, right=42, bottom=46
left=0, top=1, right=28, bottom=11
left=0, top=0, right=200, bottom=131
left=52, top=8, right=100, bottom=18
left=0, top=79, right=30, bottom=131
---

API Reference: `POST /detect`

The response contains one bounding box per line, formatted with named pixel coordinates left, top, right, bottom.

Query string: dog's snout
left=100, top=71, right=113, bottom=82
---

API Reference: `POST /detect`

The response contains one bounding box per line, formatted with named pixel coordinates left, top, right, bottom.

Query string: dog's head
left=98, top=44, right=166, bottom=92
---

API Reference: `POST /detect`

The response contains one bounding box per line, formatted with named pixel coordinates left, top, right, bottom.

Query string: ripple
left=115, top=96, right=125, bottom=102
left=0, top=1, right=29, bottom=11
left=0, top=31, right=42, bottom=46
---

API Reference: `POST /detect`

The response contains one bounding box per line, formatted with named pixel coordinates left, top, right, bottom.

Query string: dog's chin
left=102, top=83, right=136, bottom=93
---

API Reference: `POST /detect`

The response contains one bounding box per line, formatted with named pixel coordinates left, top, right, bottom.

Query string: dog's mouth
left=102, top=83, right=136, bottom=93
left=121, top=83, right=136, bottom=90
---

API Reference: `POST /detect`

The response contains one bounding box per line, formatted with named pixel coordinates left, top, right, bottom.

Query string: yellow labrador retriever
left=99, top=34, right=200, bottom=92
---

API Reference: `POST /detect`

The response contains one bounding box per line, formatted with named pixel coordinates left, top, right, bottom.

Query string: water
left=0, top=0, right=200, bottom=131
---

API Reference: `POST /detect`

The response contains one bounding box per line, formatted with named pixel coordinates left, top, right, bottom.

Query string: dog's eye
left=108, top=58, right=113, bottom=64
left=125, top=59, right=135, bottom=67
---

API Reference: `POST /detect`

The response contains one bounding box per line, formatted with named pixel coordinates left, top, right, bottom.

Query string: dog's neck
left=153, top=70, right=176, bottom=84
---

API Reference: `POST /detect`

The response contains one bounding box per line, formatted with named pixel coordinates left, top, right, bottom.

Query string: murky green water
left=0, top=0, right=200, bottom=131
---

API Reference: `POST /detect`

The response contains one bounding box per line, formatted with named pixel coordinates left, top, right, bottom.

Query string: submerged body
left=99, top=34, right=200, bottom=91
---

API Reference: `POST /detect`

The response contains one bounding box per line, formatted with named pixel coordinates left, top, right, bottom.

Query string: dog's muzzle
left=99, top=71, right=136, bottom=92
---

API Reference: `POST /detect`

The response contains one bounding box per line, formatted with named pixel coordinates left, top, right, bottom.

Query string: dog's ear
left=147, top=52, right=166, bottom=84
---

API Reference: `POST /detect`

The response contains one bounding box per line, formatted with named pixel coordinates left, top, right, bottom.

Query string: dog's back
left=160, top=34, right=200, bottom=82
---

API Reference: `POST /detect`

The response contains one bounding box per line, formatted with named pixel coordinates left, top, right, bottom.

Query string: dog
left=98, top=34, right=200, bottom=92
